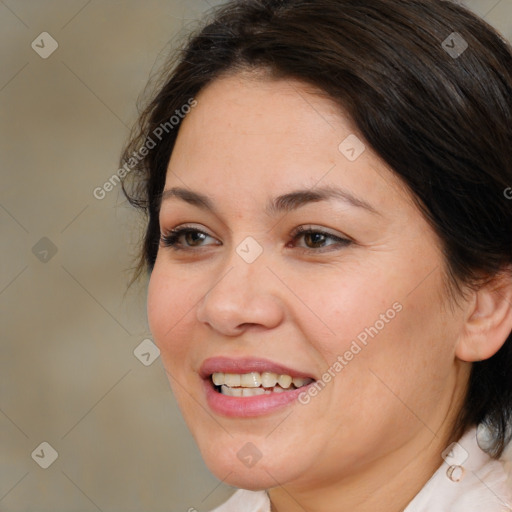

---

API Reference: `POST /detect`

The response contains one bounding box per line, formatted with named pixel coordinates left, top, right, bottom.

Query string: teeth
left=240, top=372, right=261, bottom=387
left=221, top=385, right=242, bottom=397
left=292, top=377, right=309, bottom=387
left=212, top=371, right=314, bottom=396
left=241, top=387, right=265, bottom=397
left=212, top=371, right=306, bottom=388
left=277, top=374, right=293, bottom=389
left=212, top=372, right=224, bottom=386
left=224, top=373, right=241, bottom=387
left=221, top=384, right=289, bottom=396
left=261, top=372, right=278, bottom=387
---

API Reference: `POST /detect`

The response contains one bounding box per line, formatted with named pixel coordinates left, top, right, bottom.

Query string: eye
left=159, top=225, right=352, bottom=253
left=160, top=226, right=220, bottom=251
left=288, top=226, right=352, bottom=252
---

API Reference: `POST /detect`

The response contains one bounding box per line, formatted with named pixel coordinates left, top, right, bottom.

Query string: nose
left=195, top=250, right=285, bottom=336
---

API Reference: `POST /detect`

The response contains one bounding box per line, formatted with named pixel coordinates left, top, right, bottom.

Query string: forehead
left=165, top=72, right=414, bottom=216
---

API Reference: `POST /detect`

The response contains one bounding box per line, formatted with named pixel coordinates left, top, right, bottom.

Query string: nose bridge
left=210, top=235, right=269, bottom=304
left=208, top=225, right=265, bottom=278
left=196, top=235, right=283, bottom=334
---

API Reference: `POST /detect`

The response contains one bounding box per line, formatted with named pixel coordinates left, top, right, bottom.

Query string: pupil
left=187, top=232, right=205, bottom=246
left=306, top=233, right=325, bottom=247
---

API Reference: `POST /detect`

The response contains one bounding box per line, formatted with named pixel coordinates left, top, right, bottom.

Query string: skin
left=147, top=71, right=512, bottom=512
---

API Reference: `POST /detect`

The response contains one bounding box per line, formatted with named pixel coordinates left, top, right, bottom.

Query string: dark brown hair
left=121, top=0, right=512, bottom=457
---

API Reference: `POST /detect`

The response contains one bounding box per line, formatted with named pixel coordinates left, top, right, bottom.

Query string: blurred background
left=1, top=1, right=511, bottom=511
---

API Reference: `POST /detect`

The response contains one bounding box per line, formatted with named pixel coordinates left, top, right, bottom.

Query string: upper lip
left=199, top=356, right=316, bottom=380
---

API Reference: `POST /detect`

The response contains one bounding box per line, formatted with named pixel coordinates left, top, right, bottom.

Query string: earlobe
left=455, top=271, right=512, bottom=362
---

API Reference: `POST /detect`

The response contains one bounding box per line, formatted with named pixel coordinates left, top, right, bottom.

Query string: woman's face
left=147, top=72, right=469, bottom=491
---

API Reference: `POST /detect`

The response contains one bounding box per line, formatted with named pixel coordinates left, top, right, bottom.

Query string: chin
left=199, top=443, right=295, bottom=490
left=207, top=462, right=283, bottom=491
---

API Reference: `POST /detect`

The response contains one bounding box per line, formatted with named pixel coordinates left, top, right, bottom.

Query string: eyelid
left=290, top=224, right=352, bottom=240
left=287, top=225, right=353, bottom=252
left=160, top=224, right=219, bottom=240
left=161, top=222, right=349, bottom=240
left=162, top=223, right=218, bottom=238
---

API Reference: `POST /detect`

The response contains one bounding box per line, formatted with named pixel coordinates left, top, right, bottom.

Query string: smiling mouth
left=211, top=371, right=314, bottom=397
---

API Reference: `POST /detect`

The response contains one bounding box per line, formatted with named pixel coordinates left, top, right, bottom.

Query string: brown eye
left=290, top=227, right=352, bottom=252
left=303, top=232, right=328, bottom=248
left=160, top=228, right=219, bottom=250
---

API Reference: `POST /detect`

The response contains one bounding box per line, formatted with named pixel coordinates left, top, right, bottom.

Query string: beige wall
left=1, top=1, right=511, bottom=510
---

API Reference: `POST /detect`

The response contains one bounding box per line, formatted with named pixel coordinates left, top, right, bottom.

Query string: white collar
left=210, top=426, right=512, bottom=512
left=404, top=426, right=512, bottom=512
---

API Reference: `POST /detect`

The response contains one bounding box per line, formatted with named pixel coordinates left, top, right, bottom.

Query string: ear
left=456, top=270, right=512, bottom=362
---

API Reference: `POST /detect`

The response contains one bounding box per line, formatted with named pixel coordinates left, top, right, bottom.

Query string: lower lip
left=203, top=378, right=314, bottom=417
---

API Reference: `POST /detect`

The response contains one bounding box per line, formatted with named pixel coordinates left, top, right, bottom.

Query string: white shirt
left=209, top=427, right=512, bottom=512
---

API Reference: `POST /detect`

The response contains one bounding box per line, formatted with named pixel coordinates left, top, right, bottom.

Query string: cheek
left=354, top=283, right=453, bottom=421
left=146, top=263, right=199, bottom=360
left=147, top=266, right=171, bottom=345
left=147, top=265, right=206, bottom=425
left=290, top=261, right=403, bottom=354
left=300, top=259, right=454, bottom=405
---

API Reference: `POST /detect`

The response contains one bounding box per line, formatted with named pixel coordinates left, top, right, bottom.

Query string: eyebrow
left=160, top=185, right=380, bottom=216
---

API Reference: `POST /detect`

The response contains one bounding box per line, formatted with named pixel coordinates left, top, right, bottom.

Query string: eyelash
left=159, top=225, right=352, bottom=253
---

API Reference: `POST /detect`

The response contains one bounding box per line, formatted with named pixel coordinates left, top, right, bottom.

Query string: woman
left=121, top=0, right=512, bottom=510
